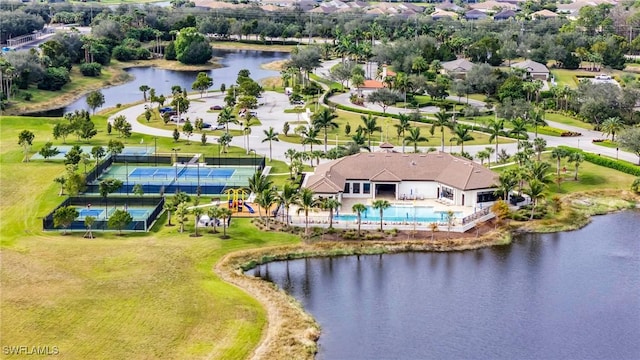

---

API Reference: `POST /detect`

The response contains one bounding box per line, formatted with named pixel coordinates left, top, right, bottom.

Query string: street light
left=616, top=147, right=619, bottom=160
left=249, top=149, right=257, bottom=172
left=171, top=148, right=180, bottom=181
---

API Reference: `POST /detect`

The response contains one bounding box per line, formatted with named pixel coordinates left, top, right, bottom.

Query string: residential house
left=441, top=58, right=475, bottom=78
left=511, top=60, right=550, bottom=80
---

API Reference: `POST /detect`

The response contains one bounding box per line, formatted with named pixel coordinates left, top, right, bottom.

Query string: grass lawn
left=0, top=114, right=303, bottom=359
left=591, top=140, right=619, bottom=149
left=544, top=112, right=593, bottom=130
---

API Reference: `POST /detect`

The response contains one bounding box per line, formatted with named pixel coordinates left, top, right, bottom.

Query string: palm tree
left=351, top=129, right=371, bottom=152
left=530, top=107, right=547, bottom=138
left=192, top=205, right=204, bottom=236
left=509, top=118, right=529, bottom=147
left=394, top=114, right=412, bottom=153
left=527, top=160, right=552, bottom=184
left=175, top=202, right=190, bottom=233
left=262, top=127, right=280, bottom=161
left=217, top=106, right=237, bottom=134
left=372, top=199, right=391, bottom=231
left=524, top=179, right=546, bottom=220
left=352, top=203, right=367, bottom=237
left=312, top=108, right=339, bottom=152
left=256, top=188, right=277, bottom=228
left=550, top=147, right=568, bottom=178
left=248, top=172, right=273, bottom=199
left=476, top=150, right=490, bottom=166
left=139, top=85, right=150, bottom=102
left=495, top=170, right=518, bottom=202
left=601, top=117, right=624, bottom=142
left=54, top=176, right=66, bottom=196
left=321, top=198, right=341, bottom=229
left=450, top=124, right=474, bottom=154
left=533, top=137, right=547, bottom=161
left=487, top=119, right=506, bottom=164
left=404, top=127, right=428, bottom=153
left=277, top=183, right=299, bottom=226
left=301, top=126, right=322, bottom=152
left=297, top=188, right=318, bottom=236
left=431, top=110, right=453, bottom=152
left=84, top=216, right=95, bottom=239
left=207, top=206, right=221, bottom=233
left=361, top=114, right=382, bottom=149
left=568, top=152, right=585, bottom=181
left=219, top=207, right=232, bottom=239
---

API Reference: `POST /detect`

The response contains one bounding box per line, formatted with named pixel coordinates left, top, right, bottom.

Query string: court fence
left=43, top=196, right=165, bottom=233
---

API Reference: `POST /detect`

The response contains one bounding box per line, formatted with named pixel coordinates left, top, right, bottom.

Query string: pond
left=249, top=210, right=640, bottom=360
left=32, top=48, right=289, bottom=116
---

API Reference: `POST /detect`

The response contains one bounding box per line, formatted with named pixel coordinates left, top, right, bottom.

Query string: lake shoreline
left=217, top=190, right=639, bottom=360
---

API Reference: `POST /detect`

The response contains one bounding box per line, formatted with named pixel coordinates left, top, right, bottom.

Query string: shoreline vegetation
left=218, top=190, right=638, bottom=359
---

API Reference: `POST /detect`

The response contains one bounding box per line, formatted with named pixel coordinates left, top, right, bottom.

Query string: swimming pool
left=335, top=205, right=462, bottom=223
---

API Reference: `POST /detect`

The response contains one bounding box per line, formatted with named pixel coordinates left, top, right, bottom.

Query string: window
left=477, top=191, right=497, bottom=203
left=343, top=183, right=350, bottom=193
left=441, top=186, right=454, bottom=200
left=363, top=183, right=371, bottom=194
left=352, top=182, right=361, bottom=194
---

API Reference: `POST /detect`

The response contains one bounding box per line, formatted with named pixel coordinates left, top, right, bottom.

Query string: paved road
left=113, top=61, right=639, bottom=165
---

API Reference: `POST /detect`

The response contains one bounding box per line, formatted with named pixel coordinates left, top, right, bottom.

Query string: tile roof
left=304, top=151, right=498, bottom=193
left=511, top=60, right=549, bottom=74
left=441, top=58, right=475, bottom=72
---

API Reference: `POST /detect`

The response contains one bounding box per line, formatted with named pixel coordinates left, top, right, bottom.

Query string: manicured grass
left=0, top=114, right=303, bottom=359
left=544, top=111, right=593, bottom=130
left=309, top=73, right=342, bottom=91
left=591, top=140, right=619, bottom=149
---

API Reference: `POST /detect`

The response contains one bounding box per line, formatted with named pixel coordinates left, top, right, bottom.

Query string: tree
left=321, top=198, right=341, bottom=229
left=109, top=209, right=133, bottom=235
left=361, top=114, right=382, bottom=150
left=86, top=90, right=105, bottom=114
left=201, top=133, right=208, bottom=146
left=509, top=118, right=529, bottom=145
left=99, top=179, right=123, bottom=218
left=495, top=170, right=518, bottom=202
left=175, top=201, right=190, bottom=233
left=530, top=107, right=547, bottom=138
left=217, top=106, right=237, bottom=134
left=256, top=188, right=277, bottom=228
left=533, top=138, right=547, bottom=161
left=477, top=150, right=490, bottom=166
left=262, top=127, right=279, bottom=162
left=283, top=122, right=290, bottom=137
left=64, top=145, right=83, bottom=166
left=297, top=188, right=318, bottom=236
left=601, top=117, right=624, bottom=142
left=54, top=176, right=66, bottom=196
left=192, top=72, right=213, bottom=97
left=372, top=199, right=390, bottom=231
left=133, top=183, right=144, bottom=198
left=394, top=114, right=412, bottom=153
left=450, top=125, right=474, bottom=154
left=312, top=108, right=339, bottom=152
left=352, top=203, right=367, bottom=237
left=53, top=123, right=73, bottom=144
left=107, top=140, right=124, bottom=157
left=218, top=133, right=233, bottom=153
left=491, top=200, right=510, bottom=228
left=301, top=126, right=321, bottom=153
left=139, top=85, right=150, bottom=102
left=53, top=206, right=79, bottom=235
left=84, top=216, right=96, bottom=239
left=618, top=128, right=640, bottom=165
left=431, top=111, right=453, bottom=152
left=404, top=127, right=428, bottom=153
left=206, top=206, right=221, bottom=233
left=174, top=27, right=212, bottom=65
left=192, top=204, right=204, bottom=237
left=487, top=119, right=506, bottom=164
left=18, top=130, right=35, bottom=162
left=550, top=148, right=568, bottom=179
left=39, top=142, right=60, bottom=161
left=172, top=128, right=180, bottom=143
left=182, top=119, right=194, bottom=144
left=112, top=115, right=132, bottom=138
left=527, top=161, right=552, bottom=184
left=524, top=179, right=546, bottom=220
left=367, top=88, right=401, bottom=113
left=631, top=178, right=640, bottom=193
left=445, top=210, right=456, bottom=238
left=568, top=152, right=585, bottom=181
left=277, top=183, right=299, bottom=226
left=219, top=207, right=233, bottom=239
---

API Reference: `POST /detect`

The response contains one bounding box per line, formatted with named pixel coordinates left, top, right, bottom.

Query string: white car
left=595, top=74, right=611, bottom=80
left=170, top=115, right=185, bottom=122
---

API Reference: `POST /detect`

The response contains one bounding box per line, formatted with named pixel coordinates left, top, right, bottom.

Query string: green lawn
left=591, top=140, right=619, bottom=149
left=544, top=112, right=593, bottom=130
left=0, top=114, right=303, bottom=359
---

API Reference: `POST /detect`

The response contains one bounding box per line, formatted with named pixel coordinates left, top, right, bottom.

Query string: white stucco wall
left=397, top=181, right=439, bottom=199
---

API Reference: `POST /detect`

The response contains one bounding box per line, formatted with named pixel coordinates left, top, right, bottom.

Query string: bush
left=23, top=92, right=32, bottom=101
left=559, top=146, right=640, bottom=176
left=560, top=131, right=582, bottom=137
left=79, top=62, right=102, bottom=77
left=37, top=67, right=70, bottom=91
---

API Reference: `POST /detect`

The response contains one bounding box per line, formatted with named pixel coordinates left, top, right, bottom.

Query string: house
left=431, top=9, right=459, bottom=20
left=531, top=9, right=559, bottom=19
left=441, top=58, right=475, bottom=77
left=493, top=9, right=516, bottom=20
left=436, top=1, right=463, bottom=12
left=511, top=60, right=550, bottom=80
left=303, top=150, right=499, bottom=208
left=464, top=9, right=489, bottom=20
left=469, top=0, right=517, bottom=12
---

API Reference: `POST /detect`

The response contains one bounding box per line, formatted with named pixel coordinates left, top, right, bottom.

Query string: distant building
left=469, top=0, right=518, bottom=13
left=493, top=9, right=517, bottom=20
left=431, top=9, right=459, bottom=20
left=531, top=9, right=559, bottom=19
left=511, top=60, right=550, bottom=80
left=441, top=58, right=475, bottom=78
left=464, top=9, right=489, bottom=20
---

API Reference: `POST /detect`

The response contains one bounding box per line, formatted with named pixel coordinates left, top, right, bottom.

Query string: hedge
left=559, top=146, right=640, bottom=176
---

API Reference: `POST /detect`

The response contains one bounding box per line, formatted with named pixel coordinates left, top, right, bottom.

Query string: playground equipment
left=225, top=188, right=249, bottom=213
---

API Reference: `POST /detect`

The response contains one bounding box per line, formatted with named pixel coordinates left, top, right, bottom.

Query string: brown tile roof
left=362, top=80, right=385, bottom=89
left=305, top=152, right=498, bottom=193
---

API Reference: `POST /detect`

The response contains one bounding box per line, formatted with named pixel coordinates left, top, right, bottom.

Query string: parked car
left=210, top=105, right=222, bottom=110
left=201, top=122, right=212, bottom=129
left=213, top=124, right=225, bottom=130
left=159, top=106, right=174, bottom=114
left=170, top=115, right=185, bottom=122
left=595, top=74, right=611, bottom=80
left=291, top=100, right=305, bottom=105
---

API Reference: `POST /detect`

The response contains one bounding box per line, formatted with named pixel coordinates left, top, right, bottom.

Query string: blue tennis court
left=78, top=208, right=104, bottom=218
left=75, top=206, right=153, bottom=221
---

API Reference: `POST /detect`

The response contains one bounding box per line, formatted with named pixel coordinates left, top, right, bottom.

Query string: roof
left=511, top=60, right=549, bottom=74
left=465, top=9, right=489, bottom=18
left=532, top=9, right=558, bottom=18
left=469, top=0, right=517, bottom=11
left=441, top=58, right=475, bottom=72
left=436, top=1, right=463, bottom=11
left=431, top=9, right=459, bottom=19
left=362, top=80, right=385, bottom=89
left=304, top=152, right=498, bottom=193
left=493, top=9, right=516, bottom=19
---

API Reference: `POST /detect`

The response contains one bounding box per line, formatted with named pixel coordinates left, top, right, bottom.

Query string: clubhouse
left=303, top=148, right=500, bottom=208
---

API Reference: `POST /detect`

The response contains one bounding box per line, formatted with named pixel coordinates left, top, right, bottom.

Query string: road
left=111, top=61, right=639, bottom=166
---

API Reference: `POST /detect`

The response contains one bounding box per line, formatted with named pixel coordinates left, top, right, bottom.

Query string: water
left=250, top=210, right=640, bottom=360
left=336, top=205, right=462, bottom=223
left=32, top=49, right=289, bottom=116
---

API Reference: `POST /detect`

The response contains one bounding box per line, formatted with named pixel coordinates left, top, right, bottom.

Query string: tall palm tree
left=217, top=106, right=237, bottom=134
left=219, top=207, right=232, bottom=238
left=192, top=205, right=204, bottom=236
left=533, top=137, right=547, bottom=161
left=568, top=152, right=585, bottom=181
left=509, top=118, right=529, bottom=147
left=321, top=198, right=341, bottom=229
left=361, top=114, right=382, bottom=149
left=394, top=114, right=412, bottom=153
left=487, top=119, right=506, bottom=164
left=312, top=108, right=339, bottom=152
left=372, top=199, right=391, bottom=231
left=297, top=188, right=318, bottom=236
left=352, top=203, right=367, bottom=237
left=262, top=127, right=280, bottom=161
left=256, top=188, right=277, bottom=227
left=139, top=85, right=150, bottom=102
left=404, top=127, right=428, bottom=153
left=550, top=147, right=568, bottom=178
left=431, top=110, right=453, bottom=152
left=450, top=124, right=474, bottom=154
left=495, top=170, right=518, bottom=202
left=351, top=129, right=371, bottom=152
left=477, top=150, right=490, bottom=165
left=301, top=126, right=322, bottom=152
left=601, top=117, right=624, bottom=142
left=248, top=173, right=273, bottom=198
left=277, top=183, right=299, bottom=226
left=527, top=160, right=552, bottom=184
left=530, top=107, right=547, bottom=138
left=524, top=179, right=546, bottom=220
left=207, top=206, right=221, bottom=233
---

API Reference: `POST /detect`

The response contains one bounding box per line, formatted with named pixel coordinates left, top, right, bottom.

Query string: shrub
left=79, top=62, right=102, bottom=77
left=37, top=67, right=70, bottom=91
left=561, top=131, right=582, bottom=137
left=23, top=92, right=32, bottom=101
left=559, top=146, right=640, bottom=176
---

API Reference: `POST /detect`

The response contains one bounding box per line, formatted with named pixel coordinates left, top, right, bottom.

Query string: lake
left=250, top=210, right=640, bottom=360
left=35, top=48, right=289, bottom=116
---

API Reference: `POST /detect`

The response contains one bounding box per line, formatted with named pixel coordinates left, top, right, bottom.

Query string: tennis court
left=90, top=164, right=254, bottom=195
left=75, top=206, right=154, bottom=221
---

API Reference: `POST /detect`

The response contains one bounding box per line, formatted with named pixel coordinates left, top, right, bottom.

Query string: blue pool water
left=336, top=206, right=462, bottom=223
